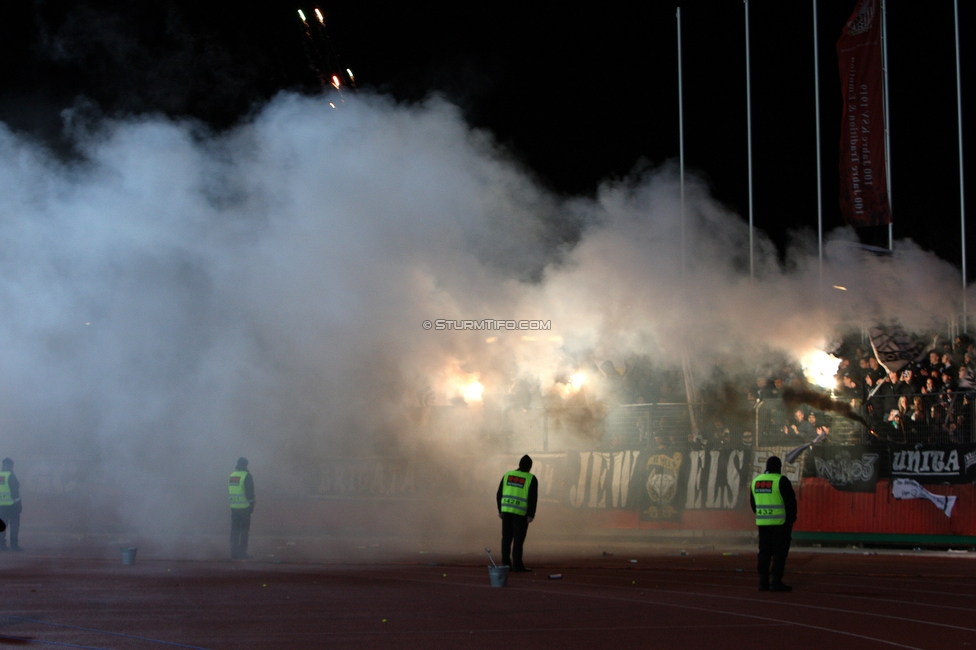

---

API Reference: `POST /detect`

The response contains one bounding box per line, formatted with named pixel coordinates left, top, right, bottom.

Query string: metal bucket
left=487, top=566, right=509, bottom=587
left=120, top=547, right=138, bottom=565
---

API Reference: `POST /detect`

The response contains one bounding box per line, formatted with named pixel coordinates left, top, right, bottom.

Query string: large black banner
left=805, top=445, right=881, bottom=492
left=889, top=444, right=976, bottom=484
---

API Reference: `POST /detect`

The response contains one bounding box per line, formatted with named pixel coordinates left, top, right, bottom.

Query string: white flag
left=892, top=478, right=956, bottom=518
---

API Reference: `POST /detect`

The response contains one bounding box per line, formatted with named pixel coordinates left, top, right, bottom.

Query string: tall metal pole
left=955, top=0, right=968, bottom=333
left=677, top=7, right=697, bottom=433
left=677, top=7, right=686, bottom=276
left=745, top=0, right=754, bottom=281
left=881, top=0, right=894, bottom=250
left=813, top=0, right=824, bottom=295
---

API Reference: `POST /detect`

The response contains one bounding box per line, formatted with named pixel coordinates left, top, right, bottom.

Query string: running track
left=0, top=551, right=973, bottom=649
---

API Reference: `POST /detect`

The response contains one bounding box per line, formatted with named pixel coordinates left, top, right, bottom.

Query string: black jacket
left=750, top=474, right=797, bottom=526
left=496, top=471, right=538, bottom=519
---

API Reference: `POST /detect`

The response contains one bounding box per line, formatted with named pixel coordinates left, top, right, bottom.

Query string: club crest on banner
left=641, top=452, right=683, bottom=521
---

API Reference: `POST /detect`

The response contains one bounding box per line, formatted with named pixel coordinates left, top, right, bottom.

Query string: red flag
left=836, top=0, right=890, bottom=227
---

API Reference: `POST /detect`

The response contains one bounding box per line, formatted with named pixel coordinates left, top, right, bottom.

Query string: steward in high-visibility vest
left=499, top=470, right=534, bottom=516
left=496, top=454, right=538, bottom=572
left=229, top=457, right=255, bottom=560
left=228, top=471, right=251, bottom=509
left=749, top=455, right=797, bottom=592
left=0, top=457, right=22, bottom=551
left=0, top=471, right=15, bottom=507
left=751, top=473, right=786, bottom=526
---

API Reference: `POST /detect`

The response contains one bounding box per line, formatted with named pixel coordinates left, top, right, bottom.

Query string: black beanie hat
left=518, top=454, right=532, bottom=471
left=765, top=455, right=782, bottom=474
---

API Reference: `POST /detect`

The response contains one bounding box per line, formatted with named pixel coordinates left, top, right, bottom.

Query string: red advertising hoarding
left=836, top=0, right=890, bottom=227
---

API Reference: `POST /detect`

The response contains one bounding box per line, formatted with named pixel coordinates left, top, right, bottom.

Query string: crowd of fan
left=828, top=338, right=976, bottom=444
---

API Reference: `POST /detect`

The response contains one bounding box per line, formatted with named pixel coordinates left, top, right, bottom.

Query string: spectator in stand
left=782, top=409, right=806, bottom=444
left=907, top=396, right=927, bottom=444
left=925, top=350, right=942, bottom=377
left=941, top=353, right=955, bottom=378
left=768, top=377, right=784, bottom=399
left=755, top=377, right=771, bottom=400
left=839, top=374, right=863, bottom=401
left=885, top=406, right=908, bottom=443
left=958, top=366, right=975, bottom=392
left=941, top=369, right=958, bottom=394
left=965, top=351, right=976, bottom=374
left=893, top=368, right=912, bottom=397
left=921, top=376, right=941, bottom=409
left=798, top=412, right=819, bottom=442
left=866, top=357, right=886, bottom=385
left=876, top=371, right=901, bottom=415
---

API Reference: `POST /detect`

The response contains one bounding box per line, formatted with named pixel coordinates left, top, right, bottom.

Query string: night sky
left=1, top=0, right=972, bottom=275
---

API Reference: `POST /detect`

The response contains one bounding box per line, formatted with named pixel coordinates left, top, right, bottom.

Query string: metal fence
left=416, top=393, right=974, bottom=452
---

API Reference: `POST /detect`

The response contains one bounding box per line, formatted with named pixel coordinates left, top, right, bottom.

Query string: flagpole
left=955, top=0, right=968, bottom=333
left=678, top=6, right=685, bottom=277
left=676, top=7, right=698, bottom=436
left=813, top=0, right=823, bottom=298
left=745, top=0, right=754, bottom=282
left=881, top=0, right=893, bottom=250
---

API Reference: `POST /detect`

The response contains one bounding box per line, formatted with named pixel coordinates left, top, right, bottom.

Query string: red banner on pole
left=836, top=0, right=890, bottom=227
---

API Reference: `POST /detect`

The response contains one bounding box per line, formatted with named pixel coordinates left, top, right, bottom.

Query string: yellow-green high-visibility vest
left=500, top=470, right=533, bottom=516
left=751, top=473, right=786, bottom=526
left=228, top=471, right=250, bottom=509
left=0, top=472, right=12, bottom=507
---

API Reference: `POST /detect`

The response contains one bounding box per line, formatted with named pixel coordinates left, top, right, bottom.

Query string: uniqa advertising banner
left=888, top=444, right=976, bottom=484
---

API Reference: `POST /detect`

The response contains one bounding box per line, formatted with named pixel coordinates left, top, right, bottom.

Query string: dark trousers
left=757, top=525, right=792, bottom=586
left=0, top=504, right=21, bottom=549
left=500, top=512, right=529, bottom=569
left=230, top=508, right=252, bottom=558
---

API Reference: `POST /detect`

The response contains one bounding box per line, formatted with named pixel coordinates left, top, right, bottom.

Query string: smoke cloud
left=0, top=92, right=965, bottom=551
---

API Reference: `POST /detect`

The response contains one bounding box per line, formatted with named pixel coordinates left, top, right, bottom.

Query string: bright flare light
left=462, top=380, right=484, bottom=402
left=801, top=350, right=841, bottom=390
left=297, top=9, right=307, bottom=22
left=555, top=372, right=586, bottom=398
left=331, top=75, right=341, bottom=89
left=314, top=8, right=325, bottom=24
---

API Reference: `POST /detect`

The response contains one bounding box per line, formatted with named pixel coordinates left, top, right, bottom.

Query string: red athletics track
left=0, top=550, right=974, bottom=649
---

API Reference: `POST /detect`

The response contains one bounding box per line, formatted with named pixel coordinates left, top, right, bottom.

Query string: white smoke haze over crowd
left=0, top=92, right=966, bottom=547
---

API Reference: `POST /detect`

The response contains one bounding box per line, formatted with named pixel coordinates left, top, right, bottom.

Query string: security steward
left=0, top=457, right=22, bottom=552
left=228, top=457, right=255, bottom=560
left=750, top=455, right=797, bottom=591
left=496, top=454, right=538, bottom=572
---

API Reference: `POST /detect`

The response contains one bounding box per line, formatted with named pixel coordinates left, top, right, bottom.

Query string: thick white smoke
left=0, top=92, right=965, bottom=545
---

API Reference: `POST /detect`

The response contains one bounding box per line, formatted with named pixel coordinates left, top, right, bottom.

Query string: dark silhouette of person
left=496, top=454, right=538, bottom=572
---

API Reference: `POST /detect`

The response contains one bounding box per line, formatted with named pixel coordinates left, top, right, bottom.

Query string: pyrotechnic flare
left=314, top=8, right=325, bottom=25
left=297, top=9, right=307, bottom=24
left=332, top=75, right=341, bottom=89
